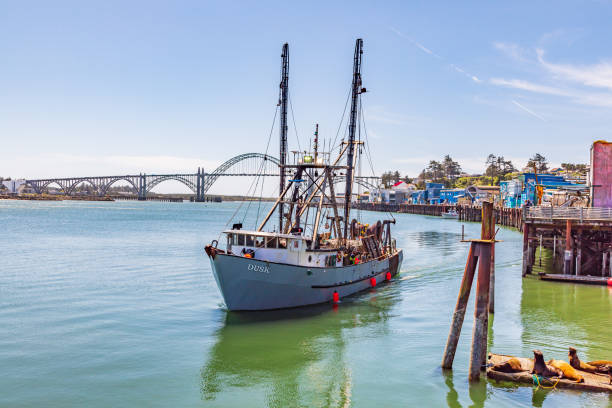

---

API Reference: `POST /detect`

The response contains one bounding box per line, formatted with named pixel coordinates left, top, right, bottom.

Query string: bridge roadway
left=25, top=152, right=381, bottom=201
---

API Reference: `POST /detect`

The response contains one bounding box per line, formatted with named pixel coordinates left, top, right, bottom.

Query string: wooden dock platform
left=487, top=353, right=612, bottom=393
left=522, top=206, right=612, bottom=278
left=539, top=273, right=612, bottom=286
left=352, top=203, right=523, bottom=229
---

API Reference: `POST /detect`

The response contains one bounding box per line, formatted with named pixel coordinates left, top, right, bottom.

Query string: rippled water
left=1, top=200, right=611, bottom=407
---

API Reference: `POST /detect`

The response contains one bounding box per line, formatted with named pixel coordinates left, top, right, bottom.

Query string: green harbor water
left=1, top=200, right=611, bottom=407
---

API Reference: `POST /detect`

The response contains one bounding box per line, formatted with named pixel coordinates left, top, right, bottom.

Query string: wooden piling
left=576, top=228, right=582, bottom=275
left=522, top=223, right=530, bottom=276
left=470, top=202, right=494, bottom=379
left=441, top=242, right=478, bottom=369
left=470, top=242, right=492, bottom=380
left=488, top=241, right=495, bottom=314
left=564, top=220, right=572, bottom=274
left=442, top=201, right=496, bottom=379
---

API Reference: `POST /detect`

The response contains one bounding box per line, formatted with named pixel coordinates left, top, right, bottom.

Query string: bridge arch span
left=101, top=177, right=139, bottom=195
left=66, top=179, right=99, bottom=195
left=203, top=153, right=280, bottom=195
left=146, top=175, right=197, bottom=194
left=41, top=180, right=67, bottom=194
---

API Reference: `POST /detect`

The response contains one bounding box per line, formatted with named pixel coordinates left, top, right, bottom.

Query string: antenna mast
left=343, top=38, right=363, bottom=240
left=279, top=43, right=289, bottom=231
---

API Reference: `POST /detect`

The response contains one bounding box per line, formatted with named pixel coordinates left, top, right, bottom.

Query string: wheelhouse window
left=245, top=235, right=254, bottom=247
left=265, top=237, right=278, bottom=248
left=255, top=236, right=265, bottom=248
left=237, top=234, right=245, bottom=246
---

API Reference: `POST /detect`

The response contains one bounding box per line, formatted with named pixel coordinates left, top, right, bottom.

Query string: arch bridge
left=25, top=152, right=380, bottom=201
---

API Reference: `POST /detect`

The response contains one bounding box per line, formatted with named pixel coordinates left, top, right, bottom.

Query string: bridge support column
left=138, top=173, right=147, bottom=201
left=195, top=168, right=205, bottom=202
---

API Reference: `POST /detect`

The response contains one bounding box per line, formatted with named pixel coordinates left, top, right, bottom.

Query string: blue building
left=439, top=188, right=465, bottom=204
left=411, top=190, right=426, bottom=204
left=425, top=183, right=444, bottom=204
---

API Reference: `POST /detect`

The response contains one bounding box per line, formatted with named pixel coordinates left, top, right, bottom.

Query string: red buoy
left=386, top=272, right=392, bottom=281
left=333, top=291, right=339, bottom=303
left=608, top=278, right=612, bottom=287
left=370, top=277, right=377, bottom=287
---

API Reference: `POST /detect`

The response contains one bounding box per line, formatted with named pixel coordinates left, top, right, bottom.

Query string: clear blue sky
left=2, top=1, right=611, bottom=194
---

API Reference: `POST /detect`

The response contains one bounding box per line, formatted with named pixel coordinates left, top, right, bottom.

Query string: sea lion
left=531, top=350, right=563, bottom=378
left=491, top=357, right=524, bottom=373
left=586, top=360, right=612, bottom=367
left=569, top=347, right=608, bottom=374
left=547, top=359, right=584, bottom=383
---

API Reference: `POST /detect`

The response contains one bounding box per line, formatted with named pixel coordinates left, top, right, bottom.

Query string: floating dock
left=539, top=273, right=612, bottom=286
left=487, top=353, right=612, bottom=393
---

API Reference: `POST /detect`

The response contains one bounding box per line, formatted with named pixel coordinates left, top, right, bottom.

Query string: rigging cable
left=331, top=87, right=352, bottom=154
left=220, top=105, right=279, bottom=239
left=288, top=92, right=302, bottom=153
left=249, top=105, right=278, bottom=228
left=359, top=100, right=396, bottom=223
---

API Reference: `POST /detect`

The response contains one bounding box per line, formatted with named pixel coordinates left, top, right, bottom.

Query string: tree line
left=380, top=153, right=586, bottom=189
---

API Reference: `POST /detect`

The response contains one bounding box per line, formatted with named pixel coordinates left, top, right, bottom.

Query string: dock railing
left=525, top=206, right=612, bottom=222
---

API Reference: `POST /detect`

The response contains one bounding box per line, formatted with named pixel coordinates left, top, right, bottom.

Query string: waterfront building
left=439, top=188, right=465, bottom=204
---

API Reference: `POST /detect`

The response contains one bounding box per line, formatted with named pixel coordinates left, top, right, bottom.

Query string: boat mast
left=343, top=38, right=363, bottom=240
left=279, top=43, right=289, bottom=232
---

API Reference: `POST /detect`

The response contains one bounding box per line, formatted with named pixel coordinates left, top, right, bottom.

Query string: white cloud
left=493, top=42, right=528, bottom=62
left=537, top=49, right=612, bottom=90
left=489, top=78, right=569, bottom=96
left=490, top=77, right=612, bottom=108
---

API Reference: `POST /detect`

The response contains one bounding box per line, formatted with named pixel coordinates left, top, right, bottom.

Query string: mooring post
left=564, top=220, right=572, bottom=274
left=470, top=242, right=492, bottom=380
left=539, top=234, right=543, bottom=267
left=522, top=223, right=530, bottom=276
left=576, top=228, right=582, bottom=276
left=488, top=238, right=495, bottom=314
left=441, top=242, right=478, bottom=369
left=472, top=202, right=494, bottom=378
left=488, top=210, right=496, bottom=315
left=553, top=235, right=557, bottom=269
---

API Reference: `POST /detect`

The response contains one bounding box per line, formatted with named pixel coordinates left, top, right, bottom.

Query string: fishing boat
left=204, top=39, right=403, bottom=311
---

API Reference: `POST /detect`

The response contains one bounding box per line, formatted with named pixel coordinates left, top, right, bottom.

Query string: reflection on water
left=520, top=277, right=612, bottom=358
left=443, top=369, right=488, bottom=408
left=408, top=230, right=462, bottom=256
left=201, top=295, right=396, bottom=407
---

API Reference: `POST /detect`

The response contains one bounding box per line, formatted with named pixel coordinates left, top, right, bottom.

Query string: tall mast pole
left=343, top=38, right=363, bottom=240
left=279, top=43, right=289, bottom=232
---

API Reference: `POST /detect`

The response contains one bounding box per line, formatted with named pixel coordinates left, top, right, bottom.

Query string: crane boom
left=278, top=43, right=289, bottom=231
left=343, top=38, right=363, bottom=240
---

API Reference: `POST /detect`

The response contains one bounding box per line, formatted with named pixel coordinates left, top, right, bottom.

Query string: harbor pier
left=522, top=206, right=612, bottom=284
left=352, top=202, right=523, bottom=229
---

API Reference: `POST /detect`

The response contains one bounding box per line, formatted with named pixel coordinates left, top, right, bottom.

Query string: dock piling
left=441, top=242, right=478, bottom=369
left=564, top=220, right=572, bottom=275
left=441, top=201, right=495, bottom=382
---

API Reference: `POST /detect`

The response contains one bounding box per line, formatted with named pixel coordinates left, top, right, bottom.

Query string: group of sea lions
left=490, top=348, right=612, bottom=384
